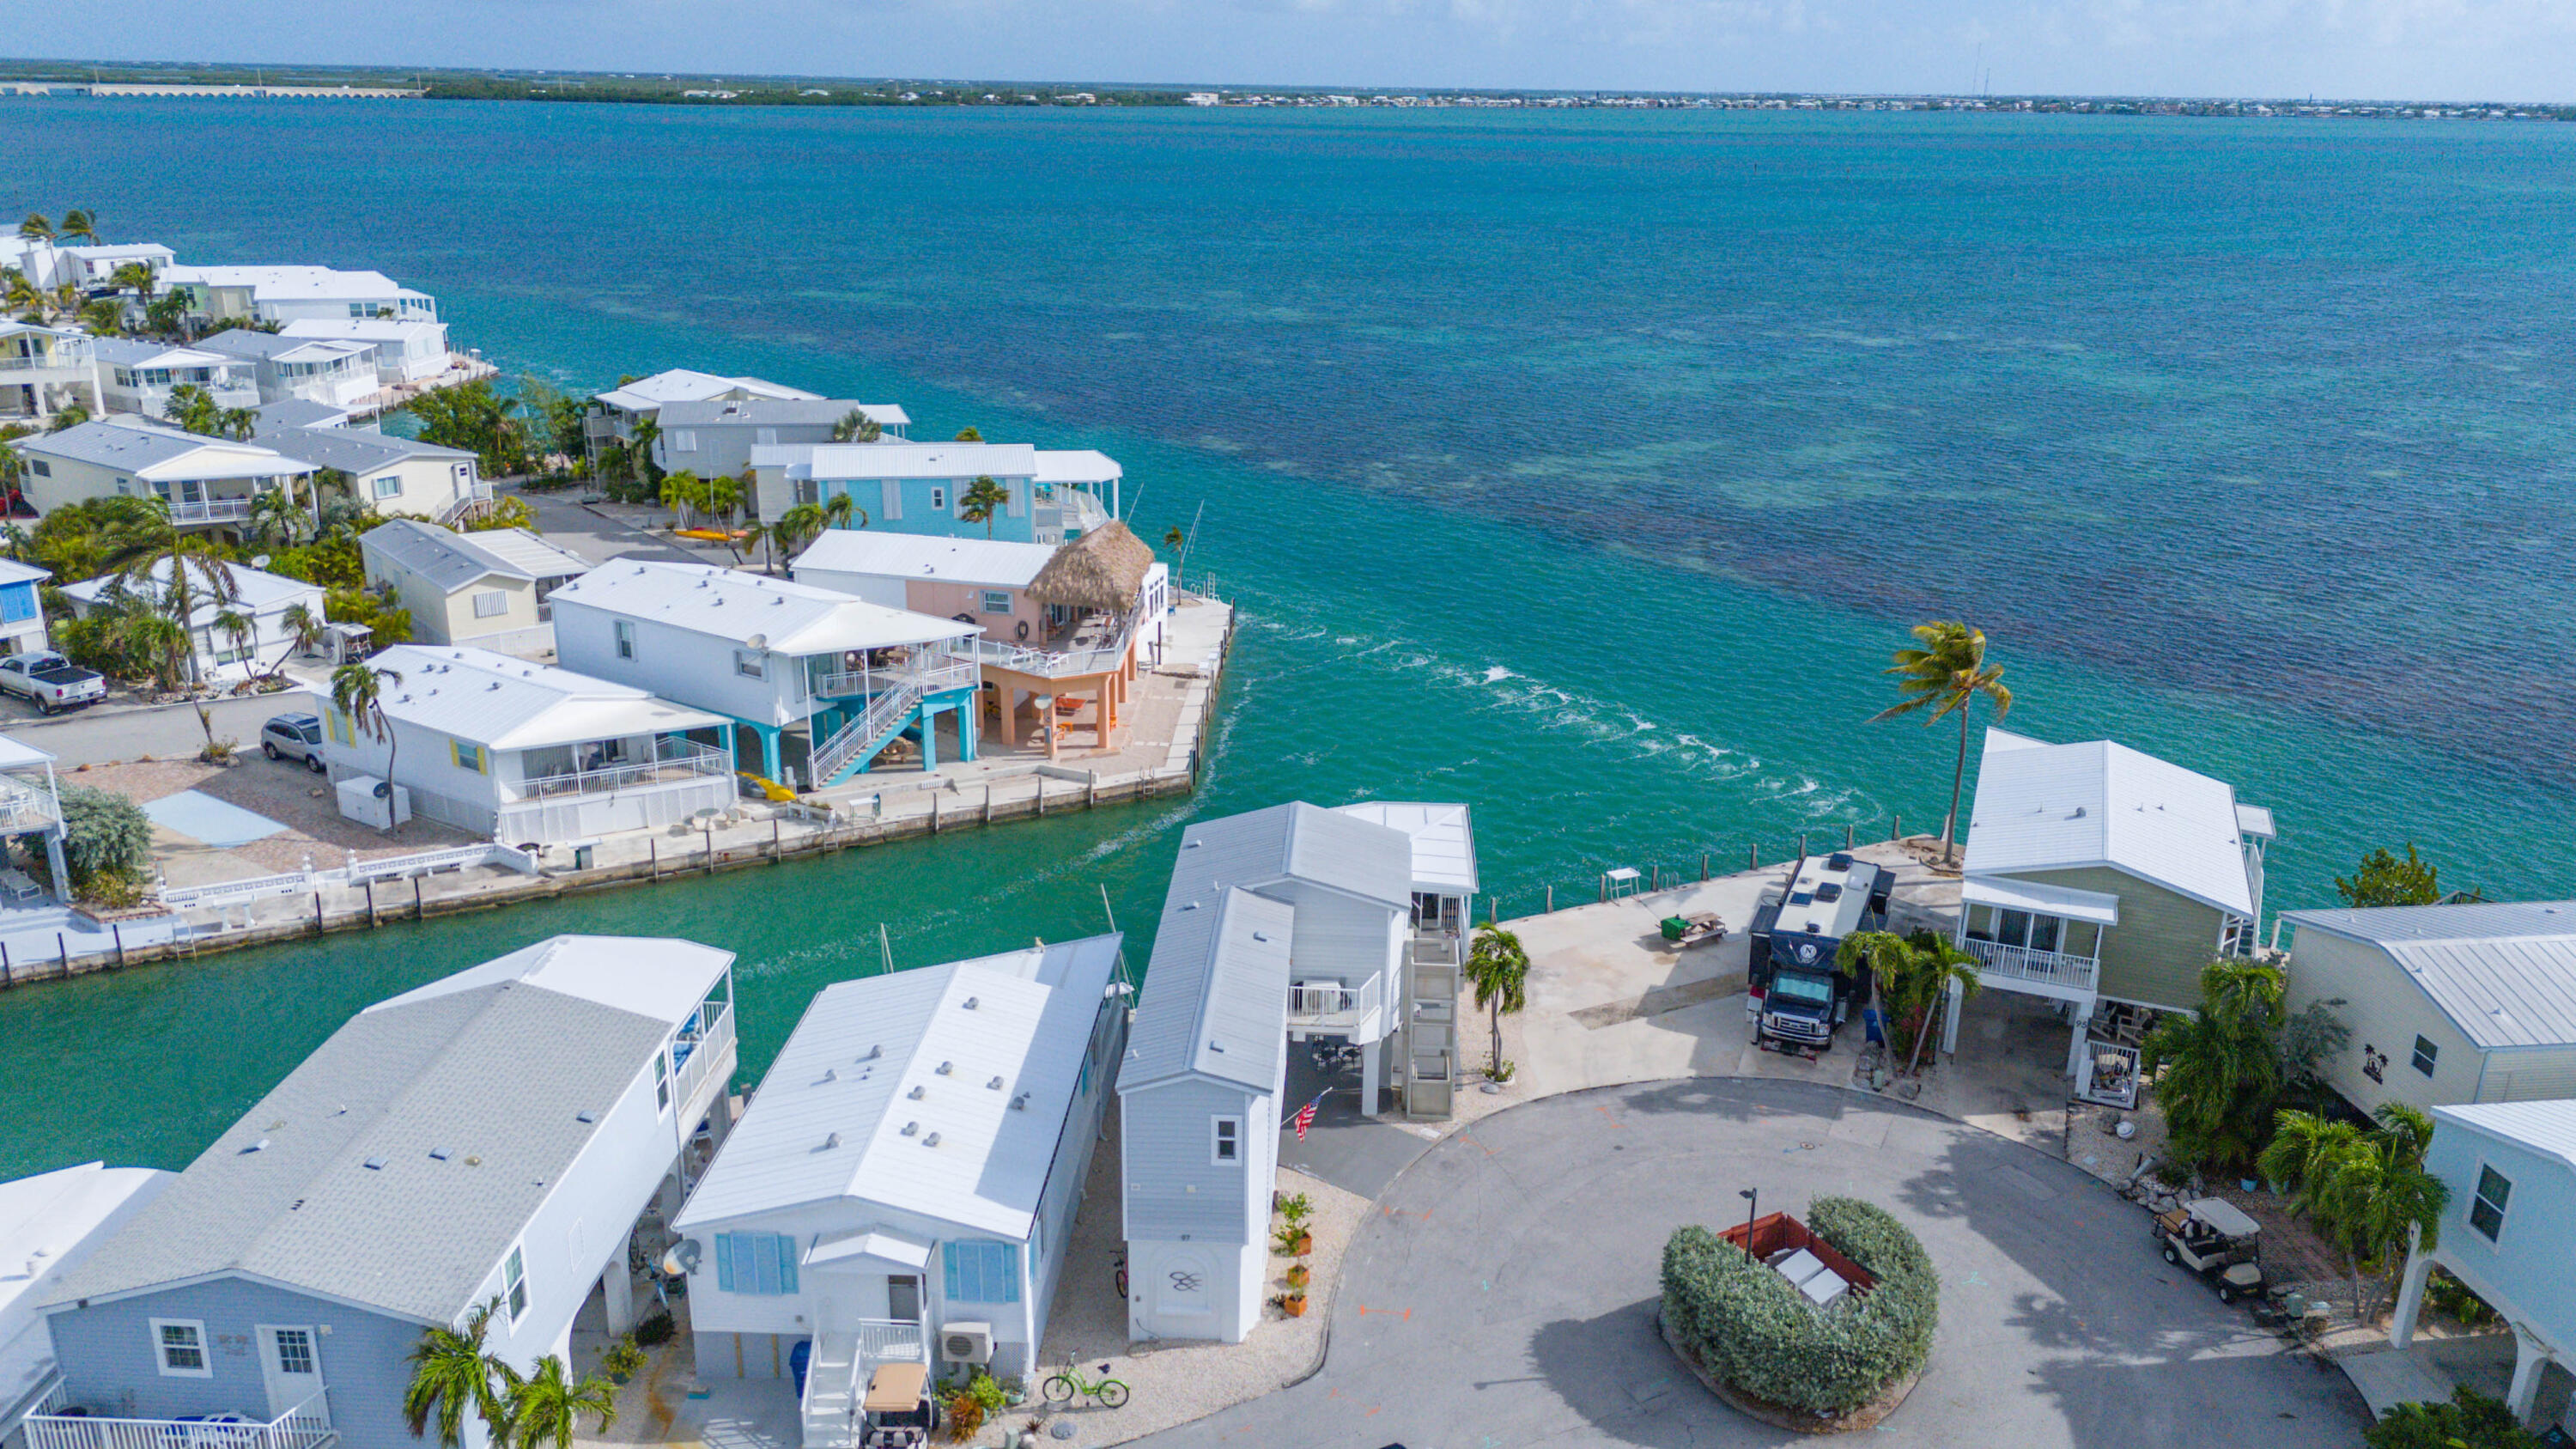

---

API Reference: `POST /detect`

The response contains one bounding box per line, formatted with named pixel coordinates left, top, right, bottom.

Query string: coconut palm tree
left=402, top=1298, right=511, bottom=1449
left=505, top=1355, right=617, bottom=1449
left=702, top=469, right=744, bottom=532
left=217, top=406, right=258, bottom=441
left=659, top=469, right=703, bottom=528
left=819, top=489, right=866, bottom=532
left=2259, top=1104, right=2448, bottom=1322
left=769, top=501, right=826, bottom=572
left=1869, top=621, right=2013, bottom=866
left=1463, top=923, right=1529, bottom=1079
left=57, top=210, right=98, bottom=246
left=2140, top=959, right=2287, bottom=1173
left=281, top=600, right=325, bottom=660
left=1839, top=930, right=1983, bottom=1076
left=247, top=488, right=306, bottom=550
left=77, top=300, right=123, bottom=337
left=45, top=403, right=89, bottom=434
left=829, top=407, right=879, bottom=443
left=108, top=260, right=155, bottom=301
left=165, top=383, right=223, bottom=437
left=331, top=658, right=406, bottom=834
left=213, top=608, right=256, bottom=681
left=1, top=268, right=39, bottom=318
left=960, top=475, right=1010, bottom=538
left=15, top=215, right=50, bottom=242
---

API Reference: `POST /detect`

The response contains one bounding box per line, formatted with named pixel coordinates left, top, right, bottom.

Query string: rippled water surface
left=1, top=101, right=2569, bottom=1172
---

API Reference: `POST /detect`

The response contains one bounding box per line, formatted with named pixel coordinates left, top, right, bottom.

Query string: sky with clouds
left=9, top=0, right=2573, bottom=100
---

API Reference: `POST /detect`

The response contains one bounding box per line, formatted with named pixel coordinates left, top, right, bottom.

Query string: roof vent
left=936, top=1061, right=954, bottom=1075
left=863, top=1044, right=882, bottom=1060
left=1252, top=931, right=1270, bottom=942
left=2070, top=806, right=2087, bottom=818
left=429, top=1148, right=450, bottom=1160
left=242, top=1137, right=270, bottom=1154
left=963, top=996, right=979, bottom=1010
left=821, top=1067, right=838, bottom=1083
left=901, top=1121, right=920, bottom=1136
left=1184, top=839, right=1201, bottom=849
left=1012, top=1093, right=1030, bottom=1111
left=908, top=1085, right=925, bottom=1100
left=824, top=1131, right=841, bottom=1149
left=364, top=1157, right=386, bottom=1170
left=987, top=1075, right=1005, bottom=1090
left=1180, top=902, right=1200, bottom=911
left=488, top=681, right=501, bottom=691
left=575, top=1110, right=597, bottom=1123
left=922, top=1132, right=941, bottom=1148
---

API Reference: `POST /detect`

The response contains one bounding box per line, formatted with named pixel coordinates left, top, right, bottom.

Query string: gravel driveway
left=1130, top=1079, right=2369, bottom=1449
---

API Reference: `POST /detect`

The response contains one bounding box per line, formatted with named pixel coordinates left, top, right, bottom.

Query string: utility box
left=335, top=774, right=412, bottom=830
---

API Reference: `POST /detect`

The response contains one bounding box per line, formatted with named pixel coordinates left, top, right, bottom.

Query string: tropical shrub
left=58, top=784, right=152, bottom=886
left=2365, top=1387, right=2543, bottom=1449
left=2140, top=959, right=2288, bottom=1172
left=966, top=1371, right=1006, bottom=1415
left=324, top=586, right=415, bottom=648
left=1660, top=1197, right=1939, bottom=1417
left=2336, top=843, right=2448, bottom=908
left=940, top=1386, right=984, bottom=1442
left=631, top=1310, right=676, bottom=1347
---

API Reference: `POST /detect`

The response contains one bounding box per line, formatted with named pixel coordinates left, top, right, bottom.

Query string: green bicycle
left=1042, top=1358, right=1131, bottom=1409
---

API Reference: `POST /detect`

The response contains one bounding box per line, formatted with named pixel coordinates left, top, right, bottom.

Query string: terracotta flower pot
left=1282, top=1295, right=1309, bottom=1317
left=1291, top=1232, right=1313, bottom=1256
left=1286, top=1265, right=1310, bottom=1289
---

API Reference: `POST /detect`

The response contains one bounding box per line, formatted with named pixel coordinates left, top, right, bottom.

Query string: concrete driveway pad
left=1130, top=1079, right=2368, bottom=1449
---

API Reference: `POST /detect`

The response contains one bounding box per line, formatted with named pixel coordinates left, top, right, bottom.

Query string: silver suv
left=260, top=713, right=327, bottom=772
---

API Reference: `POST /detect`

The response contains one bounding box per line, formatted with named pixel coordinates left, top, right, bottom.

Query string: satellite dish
left=251, top=554, right=272, bottom=569
left=744, top=633, right=767, bottom=650
left=661, top=1239, right=703, bottom=1277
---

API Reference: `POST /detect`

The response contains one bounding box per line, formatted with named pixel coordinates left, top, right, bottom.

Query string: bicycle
left=1113, top=1251, right=1128, bottom=1300
left=1042, top=1358, right=1131, bottom=1409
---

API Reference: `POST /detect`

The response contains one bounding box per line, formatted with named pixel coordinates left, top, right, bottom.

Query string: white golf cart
left=2154, top=1197, right=2268, bottom=1305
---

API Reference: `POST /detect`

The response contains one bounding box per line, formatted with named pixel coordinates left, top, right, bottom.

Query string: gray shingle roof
left=42, top=953, right=688, bottom=1323
left=2285, top=901, right=2576, bottom=1050
left=361, top=519, right=585, bottom=594
left=258, top=425, right=473, bottom=475
left=1121, top=887, right=1293, bottom=1094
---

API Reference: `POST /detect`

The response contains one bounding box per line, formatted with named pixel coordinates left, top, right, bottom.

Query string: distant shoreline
left=0, top=60, right=2567, bottom=120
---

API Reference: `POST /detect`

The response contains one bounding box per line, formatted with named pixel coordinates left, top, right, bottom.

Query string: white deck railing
left=160, top=842, right=539, bottom=909
left=811, top=654, right=980, bottom=701
left=164, top=497, right=257, bottom=526
left=27, top=1389, right=332, bottom=1449
left=518, top=740, right=730, bottom=800
left=671, top=1000, right=735, bottom=1120
left=1290, top=971, right=1386, bottom=1033
left=1958, top=936, right=2100, bottom=995
left=0, top=775, right=58, bottom=831
left=854, top=1317, right=929, bottom=1366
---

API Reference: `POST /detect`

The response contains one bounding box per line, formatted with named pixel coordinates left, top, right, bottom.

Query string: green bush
left=2365, top=1387, right=2542, bottom=1449
left=631, top=1310, right=675, bottom=1348
left=1660, top=1196, right=1940, bottom=1416
left=58, top=784, right=152, bottom=885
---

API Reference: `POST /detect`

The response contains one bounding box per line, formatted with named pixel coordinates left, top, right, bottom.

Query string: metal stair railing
left=809, top=679, right=924, bottom=787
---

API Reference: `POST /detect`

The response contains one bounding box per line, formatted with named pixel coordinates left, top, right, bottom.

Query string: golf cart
left=860, top=1362, right=941, bottom=1448
left=2155, top=1197, right=2268, bottom=1304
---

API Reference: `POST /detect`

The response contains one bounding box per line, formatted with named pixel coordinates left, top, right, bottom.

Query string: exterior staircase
left=1403, top=936, right=1461, bottom=1119
left=809, top=681, right=927, bottom=788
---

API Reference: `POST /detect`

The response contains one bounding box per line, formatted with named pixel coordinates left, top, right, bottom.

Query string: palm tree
left=960, top=475, right=1010, bottom=538
left=1462, top=923, right=1529, bottom=1078
left=281, top=601, right=326, bottom=660
left=2259, top=1103, right=2448, bottom=1322
left=818, top=489, right=866, bottom=531
left=331, top=658, right=405, bottom=834
left=108, top=261, right=155, bottom=301
left=104, top=511, right=241, bottom=743
left=954, top=425, right=982, bottom=442
left=402, top=1298, right=511, bottom=1449
left=46, top=404, right=90, bottom=434
left=78, top=300, right=123, bottom=337
left=1, top=268, right=39, bottom=317
left=247, top=488, right=306, bottom=551
left=2139, top=959, right=2287, bottom=1172
left=165, top=383, right=223, bottom=437
left=57, top=210, right=98, bottom=246
left=702, top=470, right=744, bottom=532
left=1868, top=621, right=2013, bottom=866
left=1163, top=526, right=1188, bottom=589
left=1841, top=930, right=1983, bottom=1077
left=829, top=407, right=879, bottom=443
left=15, top=215, right=50, bottom=242
left=769, top=501, right=826, bottom=572
left=660, top=469, right=703, bottom=528
left=506, top=1355, right=617, bottom=1449
left=213, top=609, right=255, bottom=681
left=218, top=406, right=258, bottom=441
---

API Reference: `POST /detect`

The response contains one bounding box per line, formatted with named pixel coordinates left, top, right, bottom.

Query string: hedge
left=1661, top=1196, right=1940, bottom=1416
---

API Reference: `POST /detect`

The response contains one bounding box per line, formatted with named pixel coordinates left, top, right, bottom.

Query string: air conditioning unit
left=940, top=1321, right=993, bottom=1365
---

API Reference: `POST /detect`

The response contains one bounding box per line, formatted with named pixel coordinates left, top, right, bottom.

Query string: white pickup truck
left=0, top=651, right=107, bottom=715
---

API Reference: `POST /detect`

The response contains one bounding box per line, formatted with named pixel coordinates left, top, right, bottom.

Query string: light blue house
left=2391, top=1099, right=2576, bottom=1424
left=0, top=558, right=53, bottom=660
left=749, top=441, right=1120, bottom=545
left=29, top=936, right=739, bottom=1449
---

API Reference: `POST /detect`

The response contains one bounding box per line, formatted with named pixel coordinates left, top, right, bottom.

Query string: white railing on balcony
left=966, top=614, right=1136, bottom=679
left=517, top=739, right=731, bottom=801
left=163, top=497, right=257, bottom=526
left=1410, top=933, right=1461, bottom=968
left=854, top=1317, right=929, bottom=1367
left=0, top=774, right=58, bottom=831
left=811, top=653, right=980, bottom=700
left=27, top=1390, right=333, bottom=1449
left=671, top=998, right=735, bottom=1119
left=1289, top=971, right=1386, bottom=1032
left=0, top=351, right=88, bottom=374
left=1958, top=935, right=2100, bottom=995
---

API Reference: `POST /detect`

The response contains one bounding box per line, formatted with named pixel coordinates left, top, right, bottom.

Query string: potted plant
left=1286, top=1263, right=1310, bottom=1290
left=1273, top=1291, right=1309, bottom=1318
left=600, top=1336, right=647, bottom=1385
left=1273, top=1221, right=1312, bottom=1257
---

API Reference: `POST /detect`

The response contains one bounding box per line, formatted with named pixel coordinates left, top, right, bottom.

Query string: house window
left=2411, top=1036, right=2439, bottom=1077
left=981, top=590, right=1012, bottom=616
left=270, top=1328, right=316, bottom=1377
left=453, top=740, right=487, bottom=774
left=0, top=585, right=38, bottom=625
left=942, top=1241, right=1021, bottom=1304
left=614, top=620, right=636, bottom=660
left=715, top=1232, right=800, bottom=1295
left=653, top=1050, right=670, bottom=1111
left=929, top=487, right=946, bottom=512
left=1212, top=1117, right=1242, bottom=1165
left=151, top=1318, right=210, bottom=1378
left=2470, top=1166, right=2512, bottom=1241
left=472, top=591, right=508, bottom=619
left=734, top=649, right=766, bottom=680
left=326, top=709, right=355, bottom=746
left=667, top=430, right=697, bottom=453
left=373, top=473, right=403, bottom=501
left=27, top=460, right=45, bottom=478
left=503, top=1244, right=529, bottom=1321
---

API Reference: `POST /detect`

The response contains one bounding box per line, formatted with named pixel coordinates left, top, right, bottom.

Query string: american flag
left=1292, top=1092, right=1327, bottom=1140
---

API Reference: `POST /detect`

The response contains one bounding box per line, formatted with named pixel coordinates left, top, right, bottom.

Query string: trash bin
left=1862, top=1008, right=1884, bottom=1045
left=1660, top=916, right=1690, bottom=942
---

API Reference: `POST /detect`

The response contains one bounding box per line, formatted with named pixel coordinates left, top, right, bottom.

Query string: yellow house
left=360, top=518, right=592, bottom=658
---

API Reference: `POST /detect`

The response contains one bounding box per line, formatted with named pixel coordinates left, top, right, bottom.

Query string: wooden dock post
left=1799, top=832, right=1808, bottom=858
left=1546, top=885, right=1553, bottom=913
left=56, top=933, right=68, bottom=976
left=1845, top=824, right=1856, bottom=849
left=1890, top=813, right=1900, bottom=842
left=1598, top=873, right=1607, bottom=904
left=704, top=824, right=716, bottom=874
left=365, top=879, right=378, bottom=926
left=1749, top=843, right=1759, bottom=868
left=650, top=838, right=659, bottom=881
left=1702, top=852, right=1710, bottom=880
left=2, top=939, right=13, bottom=986
left=112, top=922, right=125, bottom=969
left=932, top=795, right=942, bottom=834
left=1088, top=771, right=1098, bottom=808
left=414, top=874, right=425, bottom=920
left=313, top=891, right=325, bottom=935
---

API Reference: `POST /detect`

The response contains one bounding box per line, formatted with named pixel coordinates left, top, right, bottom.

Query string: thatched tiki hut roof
left=1029, top=521, right=1153, bottom=613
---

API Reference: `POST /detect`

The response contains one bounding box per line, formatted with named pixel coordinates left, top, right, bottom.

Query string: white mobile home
left=60, top=559, right=324, bottom=685
left=674, top=935, right=1127, bottom=1409
left=360, top=520, right=590, bottom=654
left=89, top=338, right=261, bottom=418
left=750, top=441, right=1116, bottom=546
left=276, top=318, right=454, bottom=385
left=258, top=424, right=484, bottom=522
left=14, top=418, right=314, bottom=529
left=0, top=324, right=101, bottom=426
left=318, top=646, right=736, bottom=844
left=2281, top=901, right=2576, bottom=1115
left=193, top=330, right=380, bottom=411
left=582, top=370, right=820, bottom=453
left=161, top=265, right=437, bottom=326
left=0, top=1162, right=173, bottom=1448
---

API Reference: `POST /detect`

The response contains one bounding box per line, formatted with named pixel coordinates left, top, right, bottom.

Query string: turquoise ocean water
left=1, top=101, right=2571, bottom=1175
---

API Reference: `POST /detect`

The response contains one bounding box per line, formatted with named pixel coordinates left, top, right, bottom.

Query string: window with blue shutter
left=0, top=584, right=36, bottom=624
left=942, top=1241, right=1020, bottom=1304
left=714, top=1231, right=801, bottom=1295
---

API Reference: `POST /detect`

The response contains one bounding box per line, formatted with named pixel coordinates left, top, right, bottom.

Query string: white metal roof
left=276, top=319, right=447, bottom=344
left=1121, top=886, right=1295, bottom=1096
left=0, top=735, right=55, bottom=770
left=362, top=520, right=589, bottom=593
left=2281, top=902, right=2576, bottom=1050
left=1330, top=801, right=1479, bottom=894
left=164, top=264, right=407, bottom=301
left=1033, top=449, right=1121, bottom=485
left=1962, top=728, right=2260, bottom=917
left=0, top=1162, right=172, bottom=1422
left=550, top=561, right=974, bottom=653
left=89, top=337, right=239, bottom=369
left=768, top=441, right=1039, bottom=481
left=653, top=399, right=908, bottom=429
left=372, top=932, right=734, bottom=1028
left=361, top=644, right=728, bottom=752
left=592, top=369, right=820, bottom=411
left=196, top=331, right=374, bottom=365
left=2434, top=1100, right=2576, bottom=1174
left=0, top=559, right=49, bottom=589
left=1960, top=874, right=2122, bottom=927
left=62, top=558, right=319, bottom=620
left=676, top=935, right=1125, bottom=1241
left=792, top=531, right=1054, bottom=589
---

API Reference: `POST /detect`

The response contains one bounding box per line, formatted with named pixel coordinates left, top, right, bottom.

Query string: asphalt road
left=3, top=692, right=318, bottom=767
left=1134, top=1080, right=2369, bottom=1449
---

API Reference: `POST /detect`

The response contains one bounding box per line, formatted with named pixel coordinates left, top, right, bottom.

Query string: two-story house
left=258, top=424, right=484, bottom=523
left=652, top=399, right=909, bottom=493
left=31, top=935, right=738, bottom=1449
left=791, top=527, right=1171, bottom=760
left=749, top=442, right=1120, bottom=545
left=276, top=320, right=455, bottom=387
left=360, top=520, right=591, bottom=656
left=2391, top=1100, right=2576, bottom=1426
left=673, top=935, right=1127, bottom=1418
left=161, top=266, right=437, bottom=326
left=14, top=419, right=314, bottom=532
left=581, top=370, right=820, bottom=456
left=193, top=331, right=380, bottom=411
left=61, top=559, right=324, bottom=685
left=318, top=647, right=736, bottom=844
left=0, top=323, right=102, bottom=426
left=549, top=562, right=980, bottom=790
left=2278, top=902, right=2576, bottom=1117
left=1118, top=886, right=1293, bottom=1344
left=90, top=338, right=261, bottom=419
left=1951, top=728, right=2275, bottom=1081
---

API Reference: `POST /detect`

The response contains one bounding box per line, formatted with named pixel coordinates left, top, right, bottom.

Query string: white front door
left=256, top=1325, right=325, bottom=1422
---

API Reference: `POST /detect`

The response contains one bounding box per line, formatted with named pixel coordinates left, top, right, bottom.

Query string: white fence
left=159, top=842, right=538, bottom=910
left=27, top=1390, right=332, bottom=1449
